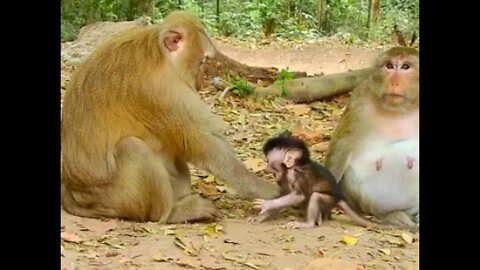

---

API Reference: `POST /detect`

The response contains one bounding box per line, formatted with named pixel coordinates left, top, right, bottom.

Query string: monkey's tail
left=338, top=200, right=376, bottom=228
left=338, top=200, right=419, bottom=232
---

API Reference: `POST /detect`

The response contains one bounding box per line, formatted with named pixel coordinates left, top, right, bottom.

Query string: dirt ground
left=60, top=24, right=419, bottom=270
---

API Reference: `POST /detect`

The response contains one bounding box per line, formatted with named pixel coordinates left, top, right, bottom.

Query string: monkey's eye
left=385, top=63, right=395, bottom=69
left=401, top=63, right=410, bottom=70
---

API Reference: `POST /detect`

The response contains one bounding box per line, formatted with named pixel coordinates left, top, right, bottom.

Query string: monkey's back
left=303, top=162, right=345, bottom=201
left=61, top=27, right=167, bottom=184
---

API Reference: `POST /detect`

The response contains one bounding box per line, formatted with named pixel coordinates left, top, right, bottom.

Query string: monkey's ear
left=284, top=149, right=302, bottom=168
left=164, top=30, right=185, bottom=52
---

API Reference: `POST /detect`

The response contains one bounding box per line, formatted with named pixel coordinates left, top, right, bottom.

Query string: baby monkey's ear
left=284, top=149, right=303, bottom=168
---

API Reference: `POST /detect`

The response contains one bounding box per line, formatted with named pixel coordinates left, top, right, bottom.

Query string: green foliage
left=61, top=0, right=129, bottom=42
left=274, top=68, right=294, bottom=97
left=232, top=79, right=255, bottom=97
left=61, top=0, right=419, bottom=44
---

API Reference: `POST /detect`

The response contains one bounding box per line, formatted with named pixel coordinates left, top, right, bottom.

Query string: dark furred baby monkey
left=250, top=133, right=377, bottom=229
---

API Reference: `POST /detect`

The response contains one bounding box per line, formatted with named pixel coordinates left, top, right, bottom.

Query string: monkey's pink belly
left=343, top=138, right=419, bottom=216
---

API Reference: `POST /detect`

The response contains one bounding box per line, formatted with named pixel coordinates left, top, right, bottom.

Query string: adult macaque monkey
left=249, top=134, right=377, bottom=229
left=324, top=47, right=419, bottom=229
left=61, top=11, right=279, bottom=223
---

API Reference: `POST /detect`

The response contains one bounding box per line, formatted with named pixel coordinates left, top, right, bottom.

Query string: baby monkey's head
left=262, top=133, right=311, bottom=179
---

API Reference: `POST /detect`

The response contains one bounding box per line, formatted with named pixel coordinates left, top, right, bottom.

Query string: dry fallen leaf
left=291, top=127, right=323, bottom=145
left=204, top=224, right=221, bottom=237
left=118, top=258, right=130, bottom=264
left=139, top=225, right=155, bottom=234
left=341, top=236, right=358, bottom=246
left=198, top=182, right=219, bottom=196
left=153, top=255, right=199, bottom=268
left=238, top=112, right=246, bottom=126
left=174, top=237, right=201, bottom=256
left=224, top=239, right=241, bottom=245
left=102, top=241, right=125, bottom=250
left=61, top=232, right=82, bottom=244
left=151, top=252, right=173, bottom=262
left=204, top=174, right=215, bottom=183
left=314, top=249, right=325, bottom=258
left=286, top=104, right=312, bottom=116
left=379, top=248, right=391, bottom=255
left=402, top=232, right=413, bottom=244
left=243, top=158, right=265, bottom=173
left=78, top=219, right=117, bottom=234
left=106, top=250, right=120, bottom=257
left=300, top=257, right=361, bottom=270
left=163, top=229, right=176, bottom=235
left=312, top=141, right=329, bottom=152
left=201, top=256, right=227, bottom=270
left=221, top=249, right=260, bottom=269
left=386, top=237, right=405, bottom=246
left=160, top=225, right=177, bottom=231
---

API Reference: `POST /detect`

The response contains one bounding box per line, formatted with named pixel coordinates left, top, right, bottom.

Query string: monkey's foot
left=382, top=211, right=418, bottom=230
left=286, top=221, right=316, bottom=229
left=167, top=196, right=223, bottom=223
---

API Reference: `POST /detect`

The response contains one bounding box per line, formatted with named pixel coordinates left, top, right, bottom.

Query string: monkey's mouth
left=382, top=93, right=406, bottom=104
left=385, top=93, right=405, bottom=98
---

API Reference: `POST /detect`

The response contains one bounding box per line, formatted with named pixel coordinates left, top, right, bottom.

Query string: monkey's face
left=265, top=149, right=288, bottom=181
left=266, top=162, right=286, bottom=181
left=161, top=23, right=216, bottom=92
left=372, top=53, right=419, bottom=112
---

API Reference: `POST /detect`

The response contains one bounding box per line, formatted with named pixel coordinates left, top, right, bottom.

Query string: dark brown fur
left=250, top=134, right=376, bottom=228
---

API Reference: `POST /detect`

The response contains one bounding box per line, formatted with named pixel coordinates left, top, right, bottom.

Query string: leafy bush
left=61, top=0, right=419, bottom=44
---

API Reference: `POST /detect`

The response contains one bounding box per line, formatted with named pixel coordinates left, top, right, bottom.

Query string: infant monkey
left=250, top=133, right=377, bottom=229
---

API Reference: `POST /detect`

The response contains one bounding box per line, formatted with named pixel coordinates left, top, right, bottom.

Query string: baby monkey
left=250, top=133, right=377, bottom=229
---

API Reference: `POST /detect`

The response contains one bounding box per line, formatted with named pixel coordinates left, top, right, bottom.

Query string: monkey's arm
left=196, top=133, right=279, bottom=199
left=253, top=192, right=305, bottom=214
left=182, top=90, right=279, bottom=199
left=324, top=106, right=355, bottom=182
left=134, top=82, right=279, bottom=199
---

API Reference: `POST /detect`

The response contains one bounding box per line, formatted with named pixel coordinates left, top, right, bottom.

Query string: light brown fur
left=325, top=47, right=419, bottom=230
left=61, top=11, right=278, bottom=223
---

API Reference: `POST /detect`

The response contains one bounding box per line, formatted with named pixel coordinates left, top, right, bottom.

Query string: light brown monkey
left=61, top=11, right=279, bottom=223
left=324, top=47, right=419, bottom=229
left=249, top=134, right=378, bottom=229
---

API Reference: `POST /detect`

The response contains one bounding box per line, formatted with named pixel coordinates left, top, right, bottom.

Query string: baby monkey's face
left=265, top=149, right=288, bottom=181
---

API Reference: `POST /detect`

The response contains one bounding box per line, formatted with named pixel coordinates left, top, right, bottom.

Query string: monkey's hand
left=248, top=214, right=267, bottom=224
left=252, top=199, right=273, bottom=215
left=244, top=179, right=279, bottom=200
left=286, top=220, right=316, bottom=229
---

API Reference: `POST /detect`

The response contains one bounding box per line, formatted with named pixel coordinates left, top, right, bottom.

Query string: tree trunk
left=63, top=19, right=372, bottom=104
left=367, top=0, right=381, bottom=28
left=216, top=0, right=220, bottom=24
left=316, top=0, right=327, bottom=32
left=127, top=0, right=155, bottom=20
left=254, top=68, right=373, bottom=102
left=205, top=52, right=372, bottom=103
